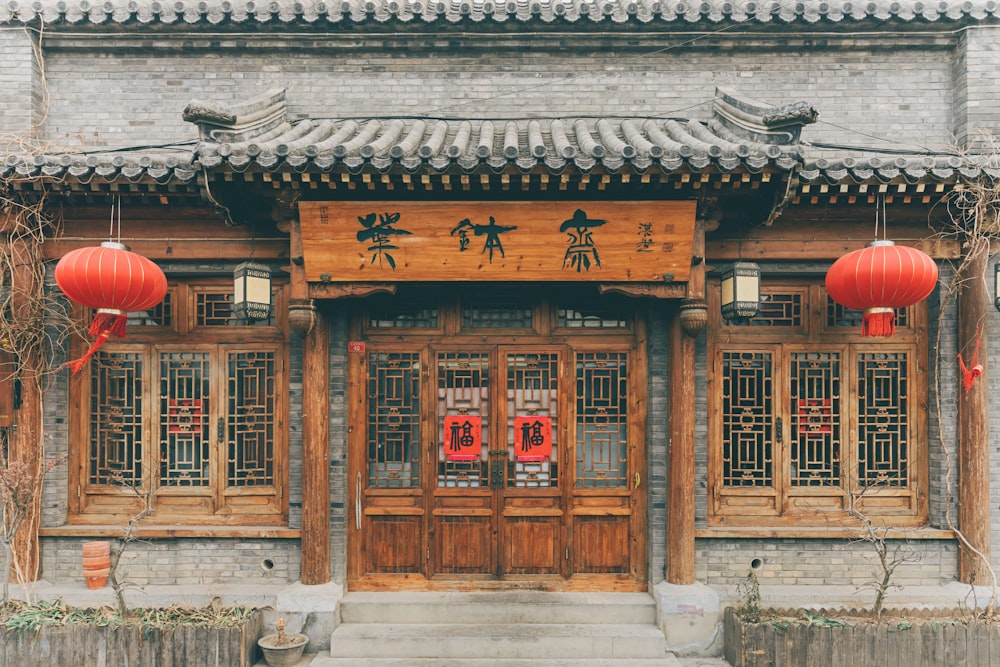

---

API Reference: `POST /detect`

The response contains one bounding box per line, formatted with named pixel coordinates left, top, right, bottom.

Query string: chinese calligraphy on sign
left=560, top=209, right=608, bottom=272
left=299, top=200, right=697, bottom=283
left=356, top=211, right=412, bottom=269
left=451, top=216, right=518, bottom=262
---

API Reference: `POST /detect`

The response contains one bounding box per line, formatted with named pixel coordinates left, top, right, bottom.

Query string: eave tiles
left=1, top=0, right=997, bottom=27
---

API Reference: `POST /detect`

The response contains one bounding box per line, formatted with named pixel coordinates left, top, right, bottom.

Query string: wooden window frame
left=707, top=279, right=929, bottom=529
left=68, top=278, right=289, bottom=526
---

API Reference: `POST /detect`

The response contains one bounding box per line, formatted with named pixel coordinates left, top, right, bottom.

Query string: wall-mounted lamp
left=720, top=261, right=761, bottom=324
left=995, top=263, right=1000, bottom=312
left=233, top=262, right=272, bottom=322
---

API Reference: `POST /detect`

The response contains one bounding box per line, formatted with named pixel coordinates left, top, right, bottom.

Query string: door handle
left=634, top=472, right=641, bottom=489
left=355, top=472, right=362, bottom=531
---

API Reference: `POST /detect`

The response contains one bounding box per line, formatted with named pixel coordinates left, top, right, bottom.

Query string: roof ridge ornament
left=712, top=86, right=817, bottom=146
left=183, top=87, right=288, bottom=143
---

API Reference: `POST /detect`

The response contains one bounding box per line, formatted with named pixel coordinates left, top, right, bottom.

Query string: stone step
left=338, top=591, right=658, bottom=625
left=329, top=622, right=672, bottom=660
left=309, top=657, right=683, bottom=667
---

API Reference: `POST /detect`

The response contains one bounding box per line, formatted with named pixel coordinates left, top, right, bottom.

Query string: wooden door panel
left=504, top=516, right=561, bottom=574
left=367, top=515, right=423, bottom=573
left=435, top=515, right=492, bottom=574
left=573, top=516, right=629, bottom=573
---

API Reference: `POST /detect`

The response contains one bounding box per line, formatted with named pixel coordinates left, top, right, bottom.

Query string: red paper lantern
left=55, top=241, right=167, bottom=373
left=825, top=240, right=938, bottom=337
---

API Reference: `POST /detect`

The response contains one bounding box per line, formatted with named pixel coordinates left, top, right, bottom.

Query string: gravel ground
left=678, top=658, right=733, bottom=667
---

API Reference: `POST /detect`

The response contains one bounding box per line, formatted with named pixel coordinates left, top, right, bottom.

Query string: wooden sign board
left=298, top=201, right=697, bottom=283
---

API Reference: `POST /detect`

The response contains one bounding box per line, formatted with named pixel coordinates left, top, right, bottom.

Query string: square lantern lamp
left=995, top=262, right=1000, bottom=312
left=233, top=261, right=272, bottom=322
left=720, top=261, right=761, bottom=323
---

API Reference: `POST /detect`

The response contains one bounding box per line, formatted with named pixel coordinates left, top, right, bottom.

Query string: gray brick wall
left=0, top=27, right=36, bottom=136
left=41, top=536, right=300, bottom=586
left=695, top=538, right=958, bottom=589
left=33, top=36, right=969, bottom=155
left=647, top=302, right=669, bottom=584
left=328, top=309, right=349, bottom=586
left=953, top=27, right=1000, bottom=150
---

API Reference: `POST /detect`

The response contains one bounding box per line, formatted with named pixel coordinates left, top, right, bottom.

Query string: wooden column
left=666, top=216, right=706, bottom=585
left=300, top=306, right=330, bottom=584
left=286, top=203, right=333, bottom=586
left=958, top=248, right=990, bottom=583
left=667, top=309, right=696, bottom=584
left=9, top=238, right=43, bottom=583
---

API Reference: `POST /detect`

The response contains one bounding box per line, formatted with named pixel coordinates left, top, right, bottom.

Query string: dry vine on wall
left=932, top=133, right=1000, bottom=618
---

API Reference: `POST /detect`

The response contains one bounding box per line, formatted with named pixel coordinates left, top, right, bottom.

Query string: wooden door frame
left=347, top=293, right=649, bottom=591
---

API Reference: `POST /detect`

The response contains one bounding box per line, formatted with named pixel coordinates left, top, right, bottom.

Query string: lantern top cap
left=867, top=240, right=896, bottom=248
left=100, top=241, right=130, bottom=251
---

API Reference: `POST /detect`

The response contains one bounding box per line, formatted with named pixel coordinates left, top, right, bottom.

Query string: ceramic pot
left=257, top=632, right=308, bottom=667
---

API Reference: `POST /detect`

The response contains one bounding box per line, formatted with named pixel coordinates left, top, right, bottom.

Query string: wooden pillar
left=8, top=238, right=43, bottom=583
left=666, top=217, right=706, bottom=585
left=300, top=306, right=330, bottom=584
left=958, top=248, right=990, bottom=583
left=667, top=309, right=696, bottom=584
left=285, top=204, right=332, bottom=585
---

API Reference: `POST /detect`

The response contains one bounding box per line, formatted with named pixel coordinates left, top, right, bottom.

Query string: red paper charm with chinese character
left=514, top=416, right=553, bottom=462
left=824, top=239, right=938, bottom=337
left=55, top=241, right=168, bottom=374
left=444, top=415, right=482, bottom=461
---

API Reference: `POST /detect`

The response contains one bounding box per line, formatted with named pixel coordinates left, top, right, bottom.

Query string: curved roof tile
left=2, top=0, right=997, bottom=26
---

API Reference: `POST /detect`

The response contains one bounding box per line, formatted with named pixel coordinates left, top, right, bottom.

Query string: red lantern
left=55, top=241, right=167, bottom=373
left=825, top=240, right=938, bottom=337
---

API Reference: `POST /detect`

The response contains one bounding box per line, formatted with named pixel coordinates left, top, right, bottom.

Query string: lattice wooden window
left=193, top=287, right=277, bottom=328
left=827, top=297, right=908, bottom=330
left=558, top=304, right=629, bottom=330
left=507, top=352, right=559, bottom=488
left=720, top=351, right=774, bottom=488
left=857, top=352, right=909, bottom=489
left=789, top=352, right=841, bottom=487
left=367, top=352, right=421, bottom=489
left=227, top=351, right=276, bottom=487
left=73, top=277, right=288, bottom=525
left=90, top=351, right=144, bottom=487
left=575, top=352, right=628, bottom=487
left=437, top=352, right=489, bottom=489
left=368, top=305, right=439, bottom=329
left=708, top=278, right=927, bottom=527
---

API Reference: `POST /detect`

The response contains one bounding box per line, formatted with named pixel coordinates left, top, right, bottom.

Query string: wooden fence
left=724, top=607, right=1000, bottom=667
left=0, top=612, right=262, bottom=667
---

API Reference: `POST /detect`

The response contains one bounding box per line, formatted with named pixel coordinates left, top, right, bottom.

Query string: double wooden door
left=348, top=324, right=647, bottom=590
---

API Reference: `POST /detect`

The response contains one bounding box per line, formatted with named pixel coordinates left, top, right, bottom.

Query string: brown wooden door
left=348, top=297, right=647, bottom=590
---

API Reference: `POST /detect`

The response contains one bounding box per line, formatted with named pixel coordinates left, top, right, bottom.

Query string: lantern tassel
left=66, top=312, right=128, bottom=375
left=861, top=310, right=896, bottom=337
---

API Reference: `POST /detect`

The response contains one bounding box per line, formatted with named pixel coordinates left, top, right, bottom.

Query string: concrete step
left=338, top=591, right=658, bottom=625
left=331, top=622, right=671, bottom=660
left=310, top=658, right=683, bottom=667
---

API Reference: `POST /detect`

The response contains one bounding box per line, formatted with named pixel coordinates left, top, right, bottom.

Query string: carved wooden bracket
left=598, top=282, right=686, bottom=299
left=288, top=298, right=317, bottom=338
left=309, top=282, right=398, bottom=300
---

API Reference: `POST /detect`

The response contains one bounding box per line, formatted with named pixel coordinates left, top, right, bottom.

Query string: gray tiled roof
left=2, top=87, right=997, bottom=189
left=184, top=87, right=810, bottom=173
left=1, top=0, right=997, bottom=26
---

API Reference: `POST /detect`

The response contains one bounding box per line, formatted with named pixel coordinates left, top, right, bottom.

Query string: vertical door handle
left=775, top=417, right=783, bottom=442
left=634, top=472, right=641, bottom=489
left=355, top=472, right=362, bottom=531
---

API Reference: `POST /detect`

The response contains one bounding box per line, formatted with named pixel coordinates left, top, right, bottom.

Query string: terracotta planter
left=82, top=541, right=111, bottom=589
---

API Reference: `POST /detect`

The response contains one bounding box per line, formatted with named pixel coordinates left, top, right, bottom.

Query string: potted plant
left=257, top=617, right=309, bottom=667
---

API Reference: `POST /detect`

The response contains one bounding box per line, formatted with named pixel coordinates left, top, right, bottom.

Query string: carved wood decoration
left=299, top=201, right=697, bottom=283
